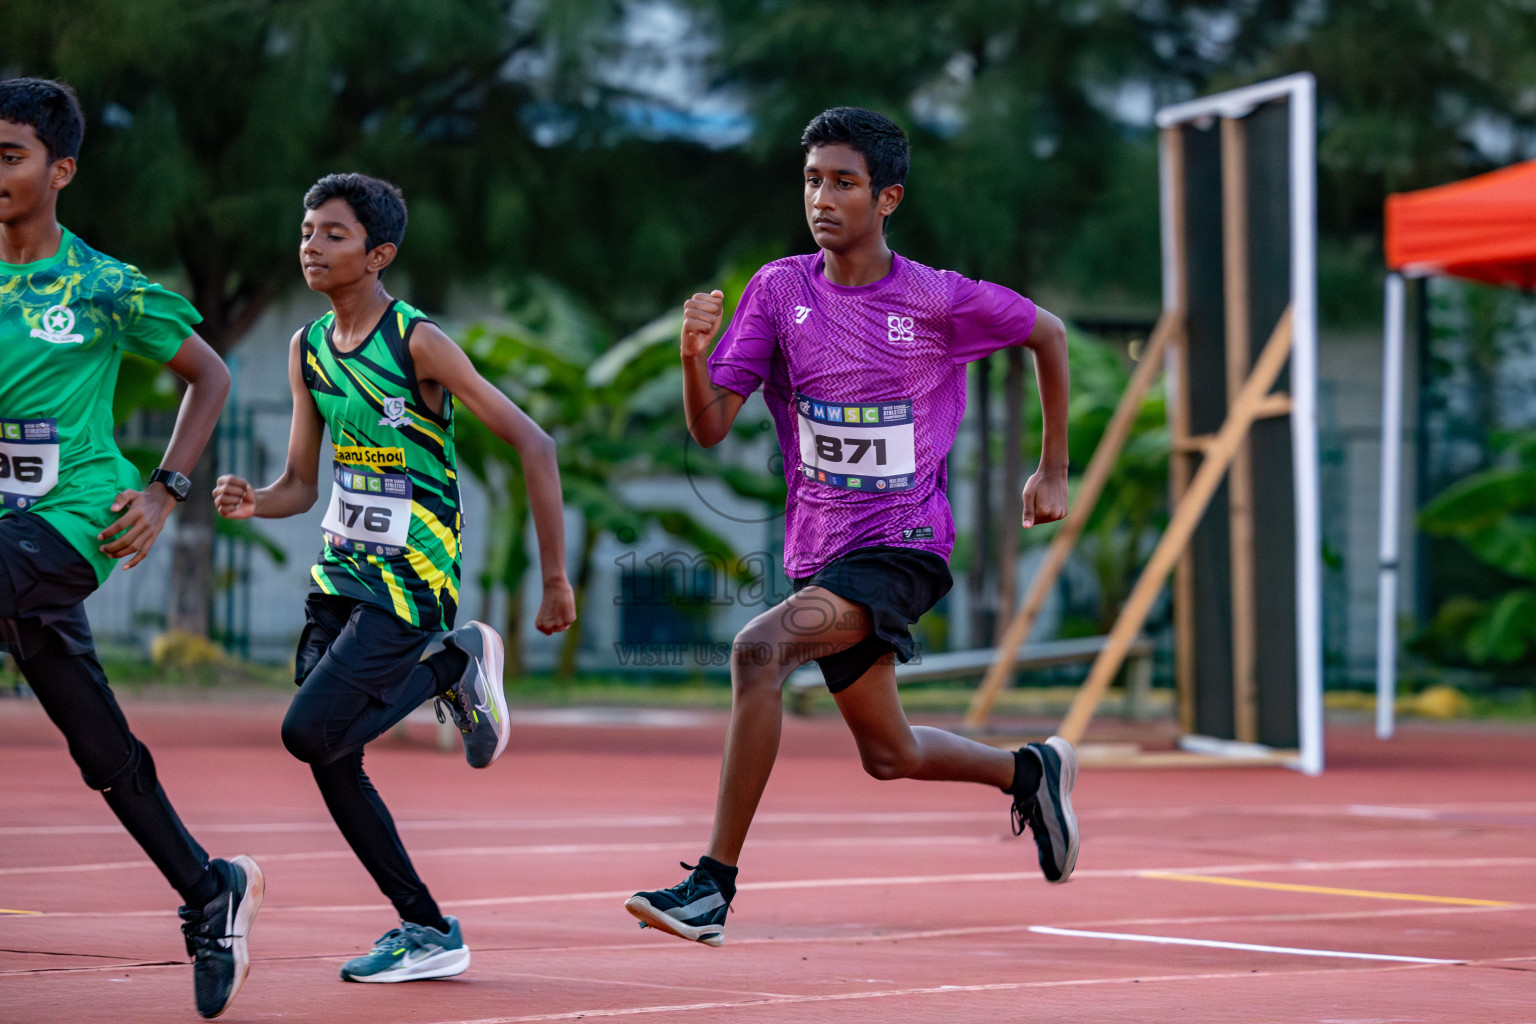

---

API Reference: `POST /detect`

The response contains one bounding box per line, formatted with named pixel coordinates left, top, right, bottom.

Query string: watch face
left=154, top=469, right=191, bottom=500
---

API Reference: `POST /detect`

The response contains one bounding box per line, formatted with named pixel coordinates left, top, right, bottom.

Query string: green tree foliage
left=1010, top=328, right=1169, bottom=635
left=6, top=0, right=552, bottom=634
left=6, top=0, right=544, bottom=345
left=683, top=0, right=1536, bottom=310
left=1417, top=431, right=1536, bottom=667
left=686, top=0, right=1166, bottom=295
left=458, top=277, right=778, bottom=678
left=3, top=0, right=772, bottom=635
left=1413, top=436, right=1536, bottom=669
left=10, top=0, right=1535, bottom=647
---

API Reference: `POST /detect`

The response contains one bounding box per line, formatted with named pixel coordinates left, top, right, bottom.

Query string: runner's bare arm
left=98, top=332, right=229, bottom=569
left=1020, top=307, right=1070, bottom=528
left=680, top=289, right=747, bottom=447
left=410, top=323, right=575, bottom=635
left=213, top=331, right=323, bottom=521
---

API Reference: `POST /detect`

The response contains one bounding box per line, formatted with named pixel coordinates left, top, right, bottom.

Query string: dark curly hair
left=303, top=173, right=408, bottom=276
left=801, top=106, right=909, bottom=197
left=0, top=77, right=85, bottom=162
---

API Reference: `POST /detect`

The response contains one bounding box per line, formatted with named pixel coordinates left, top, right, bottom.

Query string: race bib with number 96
left=0, top=417, right=60, bottom=511
left=795, top=393, right=916, bottom=493
left=321, top=460, right=413, bottom=556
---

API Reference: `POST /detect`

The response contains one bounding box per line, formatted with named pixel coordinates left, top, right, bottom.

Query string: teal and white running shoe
left=339, top=917, right=470, bottom=983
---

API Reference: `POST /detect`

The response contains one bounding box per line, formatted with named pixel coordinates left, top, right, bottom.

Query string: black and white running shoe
left=433, top=621, right=508, bottom=769
left=179, top=855, right=264, bottom=1019
left=1011, top=736, right=1080, bottom=884
left=625, top=862, right=732, bottom=946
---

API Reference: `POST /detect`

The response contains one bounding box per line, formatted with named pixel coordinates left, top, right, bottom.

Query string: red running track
left=1, top=697, right=1533, bottom=1023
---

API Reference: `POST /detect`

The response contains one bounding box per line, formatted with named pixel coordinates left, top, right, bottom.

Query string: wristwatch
left=149, top=468, right=192, bottom=502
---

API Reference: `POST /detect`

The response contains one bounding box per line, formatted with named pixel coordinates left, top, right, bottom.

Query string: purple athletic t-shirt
left=709, top=250, right=1037, bottom=577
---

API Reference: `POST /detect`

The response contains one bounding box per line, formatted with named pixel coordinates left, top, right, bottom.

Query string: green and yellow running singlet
left=302, top=300, right=461, bottom=630
left=0, top=229, right=200, bottom=583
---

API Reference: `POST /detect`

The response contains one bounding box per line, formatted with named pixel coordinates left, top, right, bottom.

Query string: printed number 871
left=814, top=435, right=887, bottom=465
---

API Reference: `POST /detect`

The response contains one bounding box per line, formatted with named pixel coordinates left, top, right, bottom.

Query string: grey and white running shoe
left=433, top=621, right=508, bottom=769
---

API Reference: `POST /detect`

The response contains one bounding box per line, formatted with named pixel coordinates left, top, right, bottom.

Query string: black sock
left=426, top=647, right=469, bottom=694
left=696, top=855, right=738, bottom=899
left=181, top=857, right=237, bottom=909
left=1006, top=747, right=1043, bottom=797
left=395, top=892, right=450, bottom=934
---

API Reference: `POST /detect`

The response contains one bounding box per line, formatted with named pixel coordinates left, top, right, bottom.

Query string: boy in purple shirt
left=626, top=107, right=1078, bottom=946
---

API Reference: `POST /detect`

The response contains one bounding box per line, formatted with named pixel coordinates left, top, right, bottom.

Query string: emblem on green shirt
left=29, top=304, right=85, bottom=345
left=378, top=395, right=409, bottom=428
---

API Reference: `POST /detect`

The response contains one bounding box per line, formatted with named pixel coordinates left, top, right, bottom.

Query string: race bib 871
left=0, top=417, right=60, bottom=511
left=320, top=459, right=413, bottom=556
left=795, top=393, right=916, bottom=493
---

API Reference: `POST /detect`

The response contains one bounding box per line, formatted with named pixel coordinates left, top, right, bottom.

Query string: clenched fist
left=681, top=289, right=725, bottom=359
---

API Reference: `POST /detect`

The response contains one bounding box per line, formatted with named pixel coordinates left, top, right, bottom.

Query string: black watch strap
left=149, top=468, right=192, bottom=502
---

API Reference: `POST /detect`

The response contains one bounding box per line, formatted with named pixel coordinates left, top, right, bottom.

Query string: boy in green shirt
left=0, top=77, right=261, bottom=1019
left=214, top=172, right=575, bottom=982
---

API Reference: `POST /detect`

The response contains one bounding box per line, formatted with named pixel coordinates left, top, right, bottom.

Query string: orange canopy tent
left=1377, top=159, right=1536, bottom=741
left=1385, top=158, right=1536, bottom=289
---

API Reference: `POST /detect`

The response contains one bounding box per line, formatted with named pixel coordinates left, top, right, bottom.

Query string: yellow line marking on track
left=1141, top=871, right=1510, bottom=906
left=0, top=909, right=43, bottom=915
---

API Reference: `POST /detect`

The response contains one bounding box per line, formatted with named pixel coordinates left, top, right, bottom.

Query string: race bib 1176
left=320, top=460, right=413, bottom=556
left=0, top=417, right=60, bottom=511
left=795, top=393, right=916, bottom=493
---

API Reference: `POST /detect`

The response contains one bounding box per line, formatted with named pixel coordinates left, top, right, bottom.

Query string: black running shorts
left=790, top=545, right=953, bottom=693
left=0, top=513, right=99, bottom=660
left=293, top=593, right=442, bottom=703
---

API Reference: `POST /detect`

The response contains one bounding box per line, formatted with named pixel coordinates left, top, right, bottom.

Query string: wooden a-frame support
left=1059, top=307, right=1293, bottom=744
left=962, top=309, right=1180, bottom=729
left=966, top=111, right=1299, bottom=751
left=962, top=306, right=1294, bottom=740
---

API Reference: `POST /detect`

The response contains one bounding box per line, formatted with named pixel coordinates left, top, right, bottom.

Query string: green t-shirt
left=0, top=229, right=202, bottom=584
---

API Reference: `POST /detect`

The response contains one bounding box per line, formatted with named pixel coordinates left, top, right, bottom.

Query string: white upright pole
left=1290, top=75, right=1324, bottom=775
left=1376, top=272, right=1407, bottom=740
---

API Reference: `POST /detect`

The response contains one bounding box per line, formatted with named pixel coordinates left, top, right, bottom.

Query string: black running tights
left=281, top=654, right=449, bottom=927
left=13, top=630, right=212, bottom=904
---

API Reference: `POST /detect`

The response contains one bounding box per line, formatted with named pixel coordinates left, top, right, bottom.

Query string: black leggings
left=0, top=514, right=212, bottom=905
left=281, top=594, right=459, bottom=927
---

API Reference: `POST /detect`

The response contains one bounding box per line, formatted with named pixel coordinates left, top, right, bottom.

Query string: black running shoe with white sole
left=625, top=861, right=733, bottom=946
left=1011, top=736, right=1080, bottom=883
left=179, top=855, right=264, bottom=1019
left=433, top=621, right=508, bottom=769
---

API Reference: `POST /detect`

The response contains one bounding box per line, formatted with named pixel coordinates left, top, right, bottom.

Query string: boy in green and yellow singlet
left=213, top=173, right=576, bottom=983
left=0, top=77, right=261, bottom=1020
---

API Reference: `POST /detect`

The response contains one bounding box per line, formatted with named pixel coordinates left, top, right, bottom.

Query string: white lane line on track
left=7, top=839, right=1536, bottom=881
left=0, top=834, right=993, bottom=877
left=414, top=963, right=1452, bottom=1024
left=1028, top=925, right=1462, bottom=964
left=6, top=799, right=1535, bottom=838
left=476, top=970, right=783, bottom=1000
left=0, top=810, right=997, bottom=837
left=13, top=858, right=1536, bottom=919
left=1068, top=901, right=1536, bottom=930
left=11, top=919, right=1535, bottom=978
